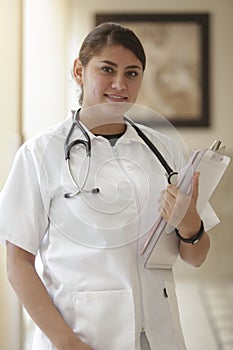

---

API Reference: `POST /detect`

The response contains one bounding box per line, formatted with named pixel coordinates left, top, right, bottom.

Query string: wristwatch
left=175, top=220, right=205, bottom=245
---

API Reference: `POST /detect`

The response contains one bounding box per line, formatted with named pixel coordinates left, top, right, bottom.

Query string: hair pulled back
left=79, top=22, right=146, bottom=70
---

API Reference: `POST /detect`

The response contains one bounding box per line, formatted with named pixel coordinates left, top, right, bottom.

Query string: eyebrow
left=100, top=60, right=142, bottom=70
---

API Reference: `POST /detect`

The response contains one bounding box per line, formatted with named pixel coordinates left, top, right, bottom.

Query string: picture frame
left=95, top=13, right=210, bottom=127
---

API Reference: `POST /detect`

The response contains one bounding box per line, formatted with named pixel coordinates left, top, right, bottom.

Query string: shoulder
left=11, top=116, right=72, bottom=174
left=24, top=116, right=71, bottom=150
left=17, top=116, right=71, bottom=158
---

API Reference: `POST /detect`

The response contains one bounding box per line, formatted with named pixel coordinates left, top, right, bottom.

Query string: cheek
left=130, top=81, right=142, bottom=99
left=85, top=75, right=107, bottom=96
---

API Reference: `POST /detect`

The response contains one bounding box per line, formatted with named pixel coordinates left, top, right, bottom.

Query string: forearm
left=6, top=243, right=86, bottom=350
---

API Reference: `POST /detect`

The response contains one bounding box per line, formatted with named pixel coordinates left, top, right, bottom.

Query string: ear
left=73, top=58, right=83, bottom=85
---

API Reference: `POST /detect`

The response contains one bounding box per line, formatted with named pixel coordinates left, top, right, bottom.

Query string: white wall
left=0, top=0, right=23, bottom=187
left=22, top=0, right=72, bottom=139
left=0, top=1, right=72, bottom=350
left=70, top=0, right=233, bottom=153
left=0, top=1, right=23, bottom=349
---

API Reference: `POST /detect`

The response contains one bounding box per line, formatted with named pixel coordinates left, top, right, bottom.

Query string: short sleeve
left=0, top=144, right=49, bottom=255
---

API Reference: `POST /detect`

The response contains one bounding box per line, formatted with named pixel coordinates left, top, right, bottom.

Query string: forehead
left=91, top=45, right=143, bottom=67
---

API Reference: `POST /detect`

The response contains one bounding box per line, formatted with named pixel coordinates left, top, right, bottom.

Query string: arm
left=6, top=242, right=92, bottom=350
left=159, top=173, right=210, bottom=267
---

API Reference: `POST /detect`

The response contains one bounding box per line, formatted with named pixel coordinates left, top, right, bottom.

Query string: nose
left=111, top=74, right=127, bottom=91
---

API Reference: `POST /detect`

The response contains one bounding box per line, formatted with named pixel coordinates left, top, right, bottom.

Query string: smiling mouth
left=105, top=94, right=128, bottom=102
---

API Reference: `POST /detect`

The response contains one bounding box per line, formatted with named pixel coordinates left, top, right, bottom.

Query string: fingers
left=159, top=172, right=200, bottom=227
left=161, top=172, right=199, bottom=207
left=159, top=185, right=178, bottom=220
left=159, top=172, right=199, bottom=226
left=192, top=172, right=200, bottom=201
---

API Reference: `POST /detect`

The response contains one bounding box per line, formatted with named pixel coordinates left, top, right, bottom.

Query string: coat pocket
left=72, top=289, right=135, bottom=350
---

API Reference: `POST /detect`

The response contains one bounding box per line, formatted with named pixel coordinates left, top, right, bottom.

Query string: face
left=74, top=45, right=144, bottom=110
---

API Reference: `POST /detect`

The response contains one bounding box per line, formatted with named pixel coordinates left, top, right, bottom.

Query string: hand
left=6, top=243, right=93, bottom=350
left=71, top=339, right=93, bottom=350
left=58, top=336, right=93, bottom=350
left=159, top=172, right=201, bottom=236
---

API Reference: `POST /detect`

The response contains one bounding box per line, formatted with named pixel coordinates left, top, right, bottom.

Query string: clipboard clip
left=209, top=140, right=226, bottom=154
left=209, top=140, right=226, bottom=161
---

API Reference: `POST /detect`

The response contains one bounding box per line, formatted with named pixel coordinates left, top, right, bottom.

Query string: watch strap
left=175, top=220, right=205, bottom=245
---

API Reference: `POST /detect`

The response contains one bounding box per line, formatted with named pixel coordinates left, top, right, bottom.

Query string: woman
left=0, top=22, right=216, bottom=350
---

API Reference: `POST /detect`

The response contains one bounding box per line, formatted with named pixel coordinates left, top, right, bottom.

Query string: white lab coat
left=0, top=113, right=218, bottom=350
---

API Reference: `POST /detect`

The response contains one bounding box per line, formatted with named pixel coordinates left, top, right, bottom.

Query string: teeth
left=108, top=94, right=125, bottom=100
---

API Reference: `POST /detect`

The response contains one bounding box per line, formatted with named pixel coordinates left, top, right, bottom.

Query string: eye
left=101, top=66, right=114, bottom=73
left=126, top=70, right=139, bottom=78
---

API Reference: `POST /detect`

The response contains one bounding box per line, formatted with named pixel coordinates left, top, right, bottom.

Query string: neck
left=79, top=107, right=126, bottom=135
left=90, top=123, right=126, bottom=135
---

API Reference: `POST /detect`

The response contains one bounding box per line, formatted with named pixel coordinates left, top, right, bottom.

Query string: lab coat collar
left=65, top=110, right=146, bottom=146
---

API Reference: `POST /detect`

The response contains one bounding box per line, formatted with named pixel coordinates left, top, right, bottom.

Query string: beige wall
left=70, top=0, right=233, bottom=153
left=1, top=0, right=232, bottom=186
left=0, top=0, right=232, bottom=349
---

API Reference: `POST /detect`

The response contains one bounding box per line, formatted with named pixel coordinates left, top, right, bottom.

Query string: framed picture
left=95, top=13, right=210, bottom=127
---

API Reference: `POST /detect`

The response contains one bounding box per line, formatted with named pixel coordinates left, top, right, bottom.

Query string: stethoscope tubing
left=124, top=116, right=178, bottom=185
left=65, top=109, right=91, bottom=161
left=64, top=109, right=99, bottom=198
left=63, top=109, right=178, bottom=198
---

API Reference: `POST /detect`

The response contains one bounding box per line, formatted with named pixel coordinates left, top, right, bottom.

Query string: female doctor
left=0, top=22, right=215, bottom=350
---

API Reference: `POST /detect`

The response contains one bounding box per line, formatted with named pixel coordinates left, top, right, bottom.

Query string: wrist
left=175, top=220, right=205, bottom=245
left=177, top=214, right=202, bottom=238
left=55, top=331, right=81, bottom=350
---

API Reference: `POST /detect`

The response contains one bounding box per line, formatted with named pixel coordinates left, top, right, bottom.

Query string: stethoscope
left=63, top=109, right=178, bottom=198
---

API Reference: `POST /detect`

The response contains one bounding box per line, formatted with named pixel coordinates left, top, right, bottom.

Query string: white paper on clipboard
left=141, top=141, right=231, bottom=269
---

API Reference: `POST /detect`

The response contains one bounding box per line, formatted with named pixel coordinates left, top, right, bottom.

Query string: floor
left=175, top=264, right=233, bottom=350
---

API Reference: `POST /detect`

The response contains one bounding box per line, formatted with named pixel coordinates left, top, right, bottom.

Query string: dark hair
left=77, top=22, right=146, bottom=104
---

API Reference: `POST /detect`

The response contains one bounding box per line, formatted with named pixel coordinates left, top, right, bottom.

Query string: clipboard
left=141, top=140, right=231, bottom=269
